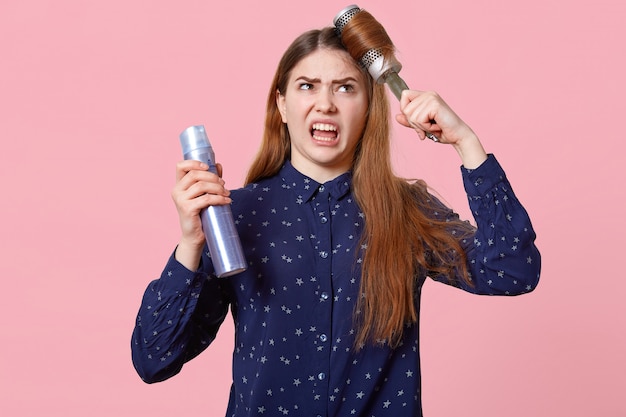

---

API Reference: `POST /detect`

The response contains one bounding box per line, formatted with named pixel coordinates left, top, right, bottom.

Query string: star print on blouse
left=132, top=154, right=541, bottom=417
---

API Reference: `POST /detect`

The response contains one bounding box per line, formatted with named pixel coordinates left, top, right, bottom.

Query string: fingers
left=175, top=160, right=227, bottom=191
left=395, top=113, right=427, bottom=141
left=397, top=90, right=460, bottom=143
left=175, top=159, right=209, bottom=182
left=399, top=90, right=442, bottom=125
left=171, top=160, right=231, bottom=248
left=396, top=93, right=440, bottom=141
left=173, top=160, right=232, bottom=212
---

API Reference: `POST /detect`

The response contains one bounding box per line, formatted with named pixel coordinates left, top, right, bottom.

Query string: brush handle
left=384, top=72, right=440, bottom=142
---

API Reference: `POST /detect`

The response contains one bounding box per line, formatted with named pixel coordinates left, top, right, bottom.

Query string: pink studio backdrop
left=1, top=0, right=624, bottom=416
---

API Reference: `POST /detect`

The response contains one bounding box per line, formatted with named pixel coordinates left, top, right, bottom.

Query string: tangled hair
left=340, top=9, right=397, bottom=70
left=245, top=27, right=472, bottom=349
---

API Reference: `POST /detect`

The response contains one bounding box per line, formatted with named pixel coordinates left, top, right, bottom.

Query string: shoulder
left=230, top=175, right=283, bottom=210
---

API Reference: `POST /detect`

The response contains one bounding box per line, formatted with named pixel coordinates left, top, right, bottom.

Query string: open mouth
left=311, top=123, right=338, bottom=142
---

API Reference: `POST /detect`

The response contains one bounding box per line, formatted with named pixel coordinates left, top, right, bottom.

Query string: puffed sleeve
left=430, top=154, right=541, bottom=295
left=131, top=249, right=231, bottom=383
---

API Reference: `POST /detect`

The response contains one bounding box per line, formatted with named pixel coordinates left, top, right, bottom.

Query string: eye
left=298, top=83, right=313, bottom=90
left=338, top=84, right=355, bottom=93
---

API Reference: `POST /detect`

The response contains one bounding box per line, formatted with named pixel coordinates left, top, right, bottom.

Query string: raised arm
left=397, top=90, right=540, bottom=294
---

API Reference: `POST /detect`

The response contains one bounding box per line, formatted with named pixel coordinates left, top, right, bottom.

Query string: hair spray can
left=179, top=125, right=247, bottom=277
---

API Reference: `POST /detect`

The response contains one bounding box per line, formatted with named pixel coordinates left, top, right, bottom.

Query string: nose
left=315, top=89, right=336, bottom=113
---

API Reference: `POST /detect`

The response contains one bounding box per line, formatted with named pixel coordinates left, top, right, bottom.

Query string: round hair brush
left=334, top=5, right=439, bottom=142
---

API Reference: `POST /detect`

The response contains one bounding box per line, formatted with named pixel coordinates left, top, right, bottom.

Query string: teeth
left=312, top=123, right=337, bottom=132
left=312, top=135, right=334, bottom=142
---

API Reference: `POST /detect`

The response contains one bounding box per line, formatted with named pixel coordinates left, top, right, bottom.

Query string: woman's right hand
left=171, top=160, right=231, bottom=270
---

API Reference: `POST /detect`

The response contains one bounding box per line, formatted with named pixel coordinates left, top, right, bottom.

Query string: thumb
left=395, top=113, right=411, bottom=128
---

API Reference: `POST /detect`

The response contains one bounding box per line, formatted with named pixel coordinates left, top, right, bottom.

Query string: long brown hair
left=245, top=28, right=472, bottom=348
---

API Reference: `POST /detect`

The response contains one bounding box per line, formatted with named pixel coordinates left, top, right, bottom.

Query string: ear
left=276, top=89, right=288, bottom=123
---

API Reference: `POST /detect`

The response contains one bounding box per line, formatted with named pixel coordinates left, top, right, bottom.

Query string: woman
left=132, top=27, right=540, bottom=417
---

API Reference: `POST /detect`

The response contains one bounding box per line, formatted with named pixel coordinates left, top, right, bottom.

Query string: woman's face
left=277, top=48, right=369, bottom=182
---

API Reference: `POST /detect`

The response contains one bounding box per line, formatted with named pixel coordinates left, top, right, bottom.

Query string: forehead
left=289, top=48, right=365, bottom=82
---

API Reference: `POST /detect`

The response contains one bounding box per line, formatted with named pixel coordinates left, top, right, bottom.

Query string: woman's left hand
left=396, top=90, right=488, bottom=169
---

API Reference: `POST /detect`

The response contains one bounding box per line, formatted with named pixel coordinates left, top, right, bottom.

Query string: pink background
left=1, top=0, right=624, bottom=416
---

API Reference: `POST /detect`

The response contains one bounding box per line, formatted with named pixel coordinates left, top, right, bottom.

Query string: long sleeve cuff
left=461, top=154, right=508, bottom=198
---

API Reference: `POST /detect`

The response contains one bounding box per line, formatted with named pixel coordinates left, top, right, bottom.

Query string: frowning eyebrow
left=294, top=76, right=359, bottom=84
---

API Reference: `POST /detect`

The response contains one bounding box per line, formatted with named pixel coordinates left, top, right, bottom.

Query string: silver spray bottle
left=179, top=125, right=247, bottom=277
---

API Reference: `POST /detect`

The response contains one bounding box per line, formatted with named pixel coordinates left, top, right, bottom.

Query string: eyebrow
left=294, top=76, right=359, bottom=84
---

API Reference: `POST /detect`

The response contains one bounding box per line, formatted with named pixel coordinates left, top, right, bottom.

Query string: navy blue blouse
left=132, top=154, right=540, bottom=417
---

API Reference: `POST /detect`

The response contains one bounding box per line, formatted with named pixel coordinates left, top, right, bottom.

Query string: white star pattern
left=132, top=157, right=540, bottom=417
